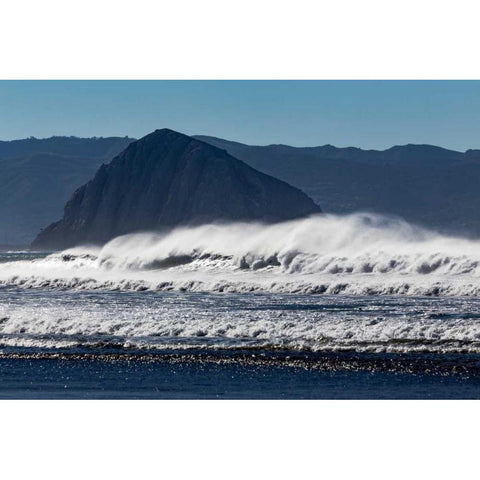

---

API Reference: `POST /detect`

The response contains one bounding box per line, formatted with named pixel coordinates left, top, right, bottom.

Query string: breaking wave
left=2, top=213, right=480, bottom=296
left=3, top=289, right=480, bottom=355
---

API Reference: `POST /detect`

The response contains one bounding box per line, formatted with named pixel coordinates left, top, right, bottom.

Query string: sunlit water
left=2, top=215, right=480, bottom=398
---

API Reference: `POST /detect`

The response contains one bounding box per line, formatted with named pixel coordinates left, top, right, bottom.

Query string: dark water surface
left=1, top=355, right=480, bottom=399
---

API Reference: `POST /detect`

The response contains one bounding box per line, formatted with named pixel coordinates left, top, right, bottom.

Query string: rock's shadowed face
left=32, top=129, right=320, bottom=250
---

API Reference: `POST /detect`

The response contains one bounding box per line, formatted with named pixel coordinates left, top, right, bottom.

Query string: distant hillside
left=0, top=136, right=133, bottom=162
left=194, top=135, right=480, bottom=236
left=0, top=136, right=134, bottom=246
left=32, top=129, right=320, bottom=250
left=5, top=132, right=480, bottom=246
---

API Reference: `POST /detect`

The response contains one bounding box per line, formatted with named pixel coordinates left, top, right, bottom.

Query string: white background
left=2, top=401, right=479, bottom=479
left=1, top=1, right=480, bottom=479
left=2, top=0, right=480, bottom=79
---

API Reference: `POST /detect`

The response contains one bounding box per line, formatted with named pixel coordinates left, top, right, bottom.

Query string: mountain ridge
left=0, top=136, right=135, bottom=246
left=193, top=134, right=480, bottom=236
left=0, top=135, right=135, bottom=162
left=193, top=135, right=474, bottom=155
left=3, top=132, right=480, bottom=246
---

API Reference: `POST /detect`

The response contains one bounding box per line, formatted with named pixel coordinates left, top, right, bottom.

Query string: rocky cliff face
left=32, top=129, right=321, bottom=250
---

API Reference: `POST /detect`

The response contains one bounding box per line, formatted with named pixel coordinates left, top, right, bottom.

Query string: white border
left=1, top=0, right=480, bottom=79
left=1, top=1, right=479, bottom=478
left=1, top=400, right=479, bottom=479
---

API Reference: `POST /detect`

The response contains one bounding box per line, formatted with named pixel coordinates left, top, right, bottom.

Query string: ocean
left=2, top=214, right=480, bottom=399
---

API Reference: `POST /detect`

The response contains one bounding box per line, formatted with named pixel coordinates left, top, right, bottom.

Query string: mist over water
left=2, top=213, right=480, bottom=296
left=3, top=213, right=480, bottom=358
left=97, top=212, right=480, bottom=275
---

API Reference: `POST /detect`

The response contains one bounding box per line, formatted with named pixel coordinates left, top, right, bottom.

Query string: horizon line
left=1, top=131, right=479, bottom=155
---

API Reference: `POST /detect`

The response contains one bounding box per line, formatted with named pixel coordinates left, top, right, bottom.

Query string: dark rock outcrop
left=32, top=129, right=321, bottom=250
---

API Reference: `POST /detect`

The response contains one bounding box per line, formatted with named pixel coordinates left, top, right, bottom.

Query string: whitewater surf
left=2, top=213, right=480, bottom=397
left=2, top=213, right=480, bottom=296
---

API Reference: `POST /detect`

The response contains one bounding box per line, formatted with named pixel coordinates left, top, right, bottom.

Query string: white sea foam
left=2, top=213, right=480, bottom=296
left=1, top=291, right=480, bottom=354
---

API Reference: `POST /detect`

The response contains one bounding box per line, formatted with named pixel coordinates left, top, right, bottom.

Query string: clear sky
left=1, top=80, right=479, bottom=151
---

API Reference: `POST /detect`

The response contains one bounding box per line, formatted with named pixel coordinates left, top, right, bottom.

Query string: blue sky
left=1, top=81, right=479, bottom=150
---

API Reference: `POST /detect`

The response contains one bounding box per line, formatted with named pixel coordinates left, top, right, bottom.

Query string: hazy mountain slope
left=0, top=154, right=106, bottom=246
left=0, top=137, right=134, bottom=246
left=32, top=129, right=320, bottom=250
left=0, top=136, right=133, bottom=162
left=194, top=135, right=480, bottom=236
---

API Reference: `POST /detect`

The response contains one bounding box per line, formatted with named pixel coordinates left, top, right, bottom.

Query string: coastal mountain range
left=195, top=136, right=480, bottom=237
left=0, top=136, right=133, bottom=247
left=1, top=131, right=480, bottom=247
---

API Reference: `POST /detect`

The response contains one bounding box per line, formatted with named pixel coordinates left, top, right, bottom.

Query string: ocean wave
left=2, top=291, right=480, bottom=354
left=2, top=213, right=480, bottom=296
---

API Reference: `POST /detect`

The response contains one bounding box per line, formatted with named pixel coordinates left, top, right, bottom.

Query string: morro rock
left=32, top=129, right=321, bottom=250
